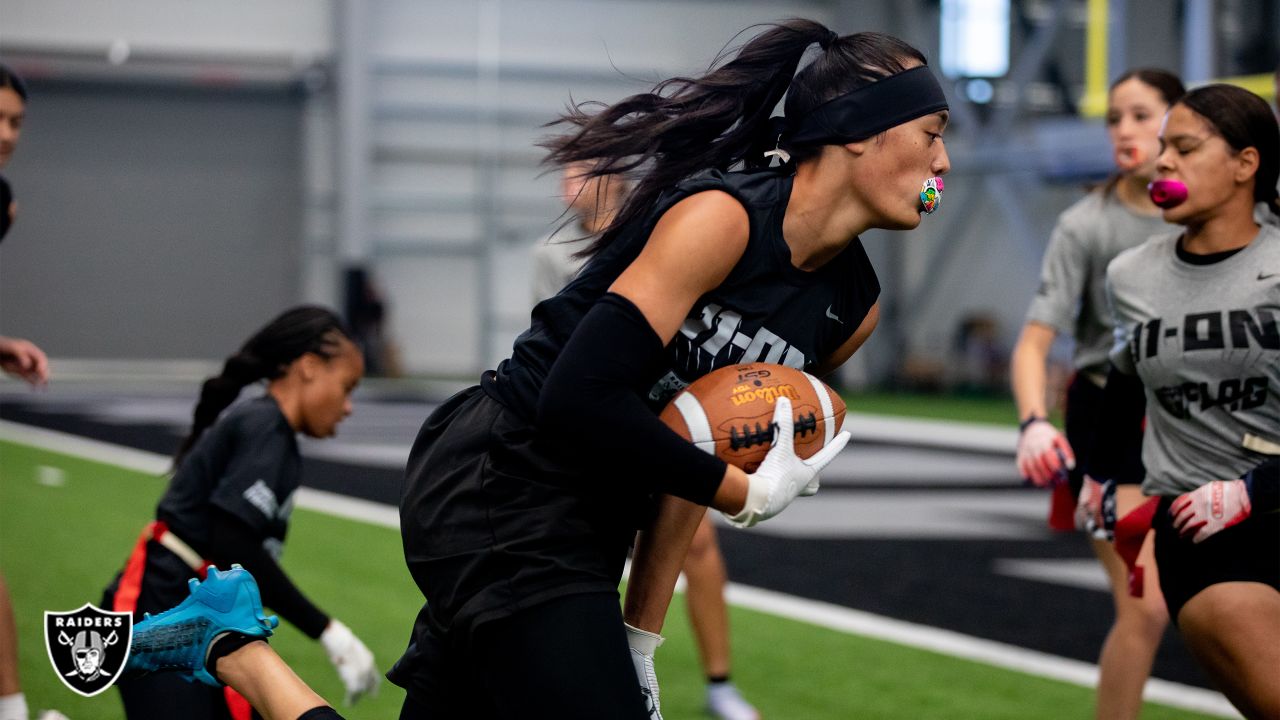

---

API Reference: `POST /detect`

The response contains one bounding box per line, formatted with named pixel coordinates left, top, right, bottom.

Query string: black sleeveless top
left=485, top=166, right=880, bottom=418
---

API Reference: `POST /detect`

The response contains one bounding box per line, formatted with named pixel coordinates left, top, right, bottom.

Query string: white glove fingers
left=1180, top=518, right=1207, bottom=540
left=1053, top=436, right=1077, bottom=469
left=803, top=430, right=850, bottom=471
left=1039, top=450, right=1062, bottom=479
left=1170, top=503, right=1195, bottom=530
left=1027, top=455, right=1050, bottom=487
left=769, top=397, right=795, bottom=455
left=1017, top=455, right=1041, bottom=485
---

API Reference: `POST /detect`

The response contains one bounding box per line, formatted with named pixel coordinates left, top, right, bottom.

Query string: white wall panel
left=0, top=0, right=332, bottom=59
left=375, top=254, right=480, bottom=375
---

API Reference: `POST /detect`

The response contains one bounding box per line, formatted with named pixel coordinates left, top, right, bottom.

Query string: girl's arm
left=1010, top=321, right=1058, bottom=423
left=210, top=511, right=329, bottom=638
left=537, top=190, right=754, bottom=511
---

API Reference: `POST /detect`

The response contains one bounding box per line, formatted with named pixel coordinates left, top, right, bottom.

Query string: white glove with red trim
left=1075, top=475, right=1116, bottom=541
left=1016, top=419, right=1075, bottom=487
left=1170, top=479, right=1252, bottom=544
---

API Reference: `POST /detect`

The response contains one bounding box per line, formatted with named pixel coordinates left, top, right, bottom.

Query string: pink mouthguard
left=1148, top=179, right=1188, bottom=209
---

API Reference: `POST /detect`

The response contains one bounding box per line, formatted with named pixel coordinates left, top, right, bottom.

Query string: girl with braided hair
left=102, top=306, right=379, bottom=720
left=390, top=18, right=950, bottom=719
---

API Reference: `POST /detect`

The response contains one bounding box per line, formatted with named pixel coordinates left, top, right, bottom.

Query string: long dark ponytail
left=541, top=20, right=926, bottom=257
left=174, top=305, right=351, bottom=466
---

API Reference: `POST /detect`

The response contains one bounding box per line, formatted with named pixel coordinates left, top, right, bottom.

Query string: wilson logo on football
left=729, top=384, right=799, bottom=407
left=44, top=604, right=132, bottom=697
left=735, top=367, right=772, bottom=384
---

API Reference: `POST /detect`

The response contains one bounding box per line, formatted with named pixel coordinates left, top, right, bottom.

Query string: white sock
left=0, top=692, right=30, bottom=720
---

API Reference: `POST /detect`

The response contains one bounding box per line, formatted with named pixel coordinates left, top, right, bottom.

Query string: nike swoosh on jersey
left=825, top=305, right=843, bottom=324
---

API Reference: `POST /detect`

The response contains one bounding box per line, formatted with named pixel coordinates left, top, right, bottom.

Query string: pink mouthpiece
left=1148, top=179, right=1187, bottom=209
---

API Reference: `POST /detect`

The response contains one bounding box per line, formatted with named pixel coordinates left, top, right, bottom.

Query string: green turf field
left=0, top=439, right=1215, bottom=719
left=843, top=391, right=1021, bottom=426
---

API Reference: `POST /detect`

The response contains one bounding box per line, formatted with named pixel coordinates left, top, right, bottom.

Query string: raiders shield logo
left=44, top=604, right=132, bottom=697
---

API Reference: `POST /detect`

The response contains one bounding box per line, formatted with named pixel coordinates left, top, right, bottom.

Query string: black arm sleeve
left=1085, top=365, right=1147, bottom=485
left=1246, top=457, right=1279, bottom=513
left=537, top=292, right=728, bottom=506
left=209, top=510, right=330, bottom=639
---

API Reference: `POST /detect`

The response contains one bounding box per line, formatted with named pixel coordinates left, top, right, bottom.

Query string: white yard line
left=0, top=420, right=1238, bottom=717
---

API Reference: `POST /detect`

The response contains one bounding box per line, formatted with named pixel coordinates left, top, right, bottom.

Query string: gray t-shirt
left=1026, top=191, right=1171, bottom=375
left=1106, top=224, right=1280, bottom=496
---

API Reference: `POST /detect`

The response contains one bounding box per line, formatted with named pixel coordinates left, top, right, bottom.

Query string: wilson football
left=659, top=362, right=846, bottom=472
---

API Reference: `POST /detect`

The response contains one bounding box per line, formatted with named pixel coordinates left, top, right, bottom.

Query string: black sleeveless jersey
left=485, top=167, right=880, bottom=417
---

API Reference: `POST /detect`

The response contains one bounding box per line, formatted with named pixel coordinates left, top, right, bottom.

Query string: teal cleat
left=126, top=564, right=278, bottom=687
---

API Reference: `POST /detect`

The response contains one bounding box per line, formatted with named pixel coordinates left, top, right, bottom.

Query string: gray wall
left=0, top=85, right=304, bottom=359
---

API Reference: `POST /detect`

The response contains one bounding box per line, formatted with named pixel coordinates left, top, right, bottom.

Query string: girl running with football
left=389, top=18, right=950, bottom=719
left=534, top=162, right=760, bottom=720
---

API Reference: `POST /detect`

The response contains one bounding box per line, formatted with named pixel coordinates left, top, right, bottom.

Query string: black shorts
left=1064, top=372, right=1107, bottom=497
left=394, top=381, right=660, bottom=704
left=392, top=592, right=649, bottom=720
left=398, top=385, right=648, bottom=636
left=1153, top=496, right=1280, bottom=621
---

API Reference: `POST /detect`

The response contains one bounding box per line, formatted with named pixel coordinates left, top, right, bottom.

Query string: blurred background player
left=1093, top=83, right=1279, bottom=719
left=0, top=61, right=63, bottom=720
left=101, top=306, right=379, bottom=720
left=1009, top=68, right=1184, bottom=720
left=532, top=161, right=760, bottom=720
left=0, top=64, right=48, bottom=389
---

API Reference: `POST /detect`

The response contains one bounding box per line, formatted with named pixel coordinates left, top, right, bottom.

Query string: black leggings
left=117, top=673, right=239, bottom=720
left=298, top=708, right=345, bottom=720
left=398, top=592, right=649, bottom=720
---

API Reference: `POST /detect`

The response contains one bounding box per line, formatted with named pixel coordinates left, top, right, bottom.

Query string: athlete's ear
left=295, top=352, right=322, bottom=382
left=842, top=140, right=868, bottom=157
left=1232, top=146, right=1260, bottom=185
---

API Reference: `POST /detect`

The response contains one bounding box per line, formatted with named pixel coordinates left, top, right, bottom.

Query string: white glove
left=625, top=623, right=664, bottom=720
left=1075, top=475, right=1115, bottom=541
left=36, top=712, right=70, bottom=720
left=320, top=619, right=379, bottom=705
left=1016, top=419, right=1075, bottom=487
left=1170, top=479, right=1252, bottom=544
left=723, top=397, right=849, bottom=528
left=0, top=693, right=29, bottom=720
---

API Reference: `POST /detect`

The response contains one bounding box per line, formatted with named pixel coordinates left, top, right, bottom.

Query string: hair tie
left=760, top=116, right=792, bottom=165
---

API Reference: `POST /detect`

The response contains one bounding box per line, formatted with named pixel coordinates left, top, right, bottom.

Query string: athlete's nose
left=932, top=143, right=951, bottom=176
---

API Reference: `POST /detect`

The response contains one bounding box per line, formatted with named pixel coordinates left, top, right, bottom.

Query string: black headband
left=784, top=65, right=948, bottom=147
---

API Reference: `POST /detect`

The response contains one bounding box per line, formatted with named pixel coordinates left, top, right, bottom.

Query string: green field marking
left=0, top=439, right=1216, bottom=719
